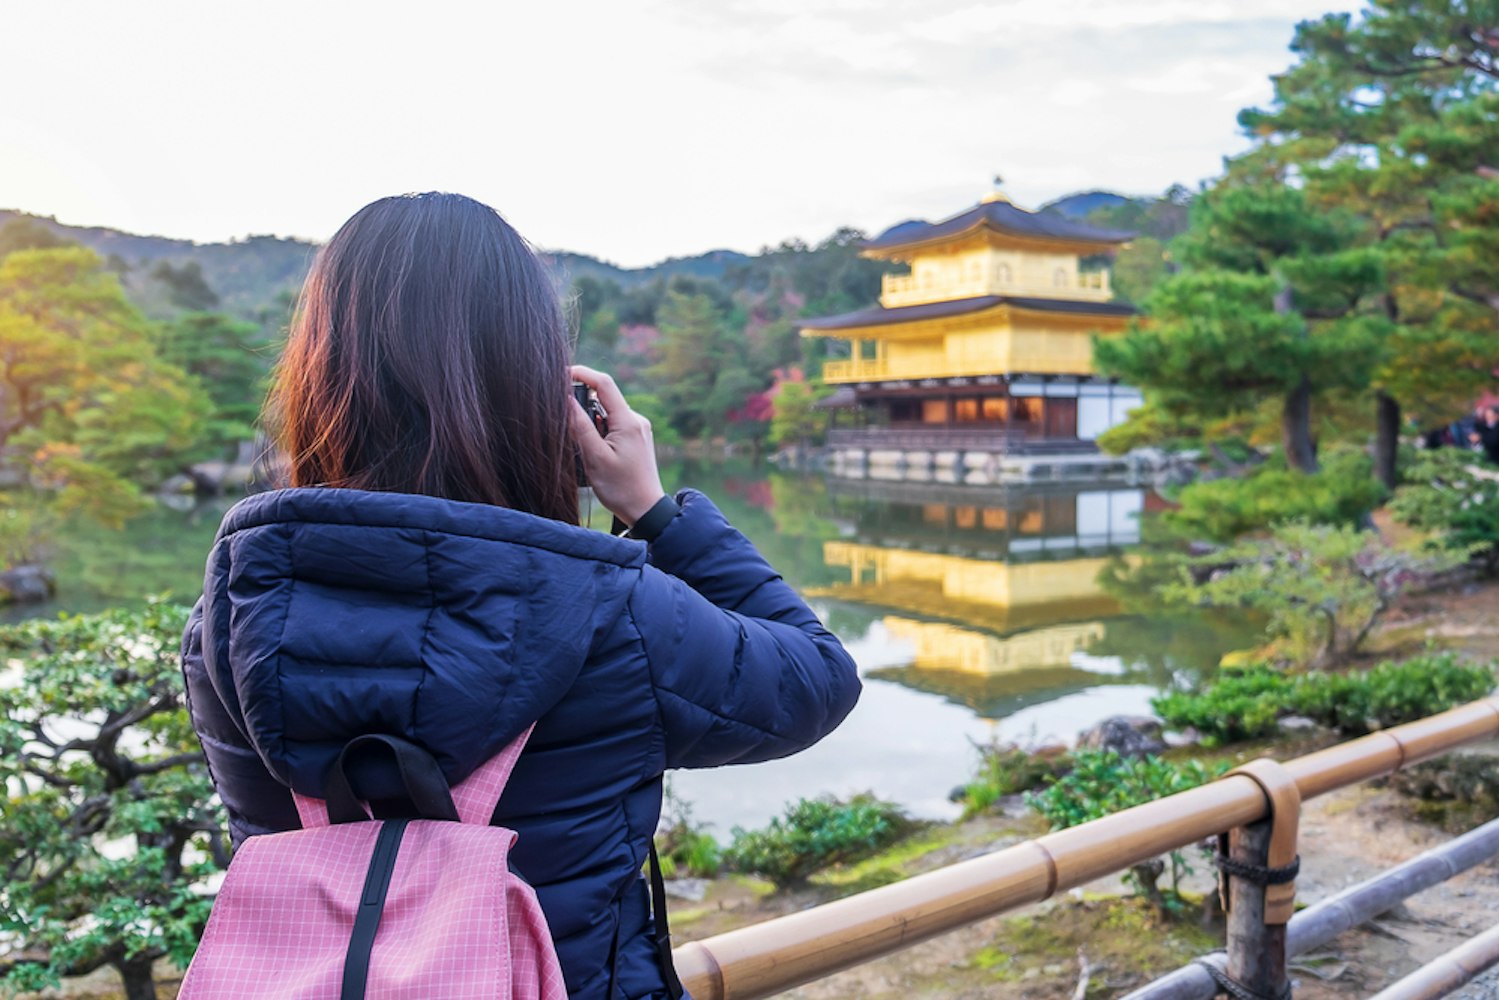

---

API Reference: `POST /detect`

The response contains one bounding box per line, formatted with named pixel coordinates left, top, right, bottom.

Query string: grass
left=968, top=897, right=1222, bottom=994
left=812, top=825, right=961, bottom=887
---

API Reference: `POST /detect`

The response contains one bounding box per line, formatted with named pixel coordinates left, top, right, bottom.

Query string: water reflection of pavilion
left=811, top=483, right=1152, bottom=718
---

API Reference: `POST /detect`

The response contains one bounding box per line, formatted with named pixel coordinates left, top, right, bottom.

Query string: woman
left=180, top=192, right=861, bottom=999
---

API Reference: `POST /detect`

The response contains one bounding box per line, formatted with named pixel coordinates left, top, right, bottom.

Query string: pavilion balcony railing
left=822, top=358, right=1022, bottom=383
left=828, top=427, right=1018, bottom=450
left=670, top=696, right=1499, bottom=1000
left=825, top=428, right=1101, bottom=455
left=828, top=427, right=1019, bottom=451
left=879, top=269, right=1113, bottom=308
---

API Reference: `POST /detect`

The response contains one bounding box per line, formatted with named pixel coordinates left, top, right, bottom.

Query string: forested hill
left=0, top=187, right=1186, bottom=333
left=0, top=209, right=751, bottom=322
left=547, top=248, right=752, bottom=286
left=0, top=186, right=1188, bottom=460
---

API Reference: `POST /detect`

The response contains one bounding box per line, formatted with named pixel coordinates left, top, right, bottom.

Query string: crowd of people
left=1423, top=403, right=1499, bottom=464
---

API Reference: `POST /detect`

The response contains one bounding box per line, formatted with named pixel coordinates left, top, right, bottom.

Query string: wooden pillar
left=1224, top=818, right=1290, bottom=1000
left=1223, top=759, right=1299, bottom=1000
left=1004, top=383, right=1014, bottom=450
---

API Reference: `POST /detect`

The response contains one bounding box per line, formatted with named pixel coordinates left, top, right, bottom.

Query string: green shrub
left=1391, top=448, right=1499, bottom=574
left=961, top=742, right=1073, bottom=818
left=1026, top=751, right=1229, bottom=830
left=1026, top=751, right=1228, bottom=913
left=1152, top=654, right=1496, bottom=745
left=1166, top=450, right=1385, bottom=543
left=723, top=794, right=916, bottom=888
left=656, top=781, right=722, bottom=879
left=1151, top=666, right=1294, bottom=746
left=1293, top=654, right=1495, bottom=734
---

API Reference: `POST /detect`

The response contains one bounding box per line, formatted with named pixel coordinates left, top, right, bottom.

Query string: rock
left=997, top=794, right=1031, bottom=819
left=1155, top=462, right=1198, bottom=489
left=160, top=473, right=196, bottom=496
left=1130, top=447, right=1165, bottom=468
left=1076, top=715, right=1167, bottom=758
left=663, top=877, right=708, bottom=902
left=1164, top=726, right=1201, bottom=748
left=1279, top=715, right=1321, bottom=733
left=158, top=490, right=197, bottom=512
left=188, top=460, right=255, bottom=496
left=0, top=564, right=56, bottom=604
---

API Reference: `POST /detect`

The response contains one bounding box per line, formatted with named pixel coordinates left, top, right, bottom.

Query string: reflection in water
left=818, top=546, right=1121, bottom=638
left=806, top=483, right=1162, bottom=721
left=882, top=618, right=1107, bottom=676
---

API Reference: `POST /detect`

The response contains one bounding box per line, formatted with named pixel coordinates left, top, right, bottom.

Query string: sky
left=2, top=0, right=1360, bottom=267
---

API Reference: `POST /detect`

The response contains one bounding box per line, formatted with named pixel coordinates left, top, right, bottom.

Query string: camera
left=573, top=382, right=608, bottom=486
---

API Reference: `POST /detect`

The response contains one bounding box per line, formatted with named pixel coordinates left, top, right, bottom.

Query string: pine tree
left=1237, top=0, right=1499, bottom=485
left=1095, top=184, right=1389, bottom=472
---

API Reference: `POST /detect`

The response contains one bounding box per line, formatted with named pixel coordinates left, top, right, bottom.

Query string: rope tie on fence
left=1213, top=850, right=1301, bottom=886
left=1194, top=958, right=1292, bottom=1000
left=1224, top=759, right=1301, bottom=925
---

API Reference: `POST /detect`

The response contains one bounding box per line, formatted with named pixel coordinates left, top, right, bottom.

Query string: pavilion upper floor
left=805, top=295, right=1136, bottom=384
left=863, top=190, right=1135, bottom=308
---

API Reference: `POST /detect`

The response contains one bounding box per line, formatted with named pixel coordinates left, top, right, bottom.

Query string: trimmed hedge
left=1152, top=653, right=1495, bottom=746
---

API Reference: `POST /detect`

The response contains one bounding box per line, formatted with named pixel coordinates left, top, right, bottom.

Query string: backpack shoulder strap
left=450, top=723, right=535, bottom=826
left=649, top=841, right=686, bottom=999
left=292, top=724, right=535, bottom=829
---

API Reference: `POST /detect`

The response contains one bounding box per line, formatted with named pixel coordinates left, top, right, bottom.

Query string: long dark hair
left=269, top=192, right=578, bottom=524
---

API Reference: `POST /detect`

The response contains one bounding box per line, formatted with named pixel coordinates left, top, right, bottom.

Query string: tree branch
left=1450, top=285, right=1499, bottom=313
left=20, top=760, right=77, bottom=789
left=129, top=751, right=204, bottom=778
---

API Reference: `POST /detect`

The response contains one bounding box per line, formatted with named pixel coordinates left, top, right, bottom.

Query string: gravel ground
left=1454, top=969, right=1499, bottom=1000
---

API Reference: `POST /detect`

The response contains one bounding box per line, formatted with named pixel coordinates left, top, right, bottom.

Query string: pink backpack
left=180, top=728, right=568, bottom=1000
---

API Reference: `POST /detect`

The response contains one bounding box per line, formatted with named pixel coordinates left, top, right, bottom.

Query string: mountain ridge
left=1, top=189, right=1151, bottom=319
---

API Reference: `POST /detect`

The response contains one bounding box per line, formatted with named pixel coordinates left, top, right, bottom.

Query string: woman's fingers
left=570, top=364, right=631, bottom=423
left=568, top=395, right=606, bottom=456
left=567, top=365, right=666, bottom=526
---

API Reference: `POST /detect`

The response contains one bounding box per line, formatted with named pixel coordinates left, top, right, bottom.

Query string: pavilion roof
left=865, top=199, right=1134, bottom=255
left=799, top=294, right=1136, bottom=332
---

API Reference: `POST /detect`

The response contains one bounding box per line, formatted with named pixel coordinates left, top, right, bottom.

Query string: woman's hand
left=568, top=365, right=667, bottom=527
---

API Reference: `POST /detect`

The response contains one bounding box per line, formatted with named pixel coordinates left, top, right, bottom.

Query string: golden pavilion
left=800, top=187, right=1143, bottom=481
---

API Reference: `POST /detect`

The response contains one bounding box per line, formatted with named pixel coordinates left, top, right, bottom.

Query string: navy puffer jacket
left=181, top=487, right=860, bottom=999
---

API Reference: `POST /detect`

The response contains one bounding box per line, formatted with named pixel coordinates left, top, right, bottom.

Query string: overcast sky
left=2, top=0, right=1359, bottom=267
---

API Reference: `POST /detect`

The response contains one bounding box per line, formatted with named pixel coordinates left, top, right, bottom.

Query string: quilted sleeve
left=630, top=489, right=861, bottom=769
left=181, top=598, right=300, bottom=845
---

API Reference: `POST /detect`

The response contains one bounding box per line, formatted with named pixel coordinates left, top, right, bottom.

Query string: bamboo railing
left=671, top=697, right=1499, bottom=1000
left=1369, top=923, right=1499, bottom=1000
left=1127, top=814, right=1499, bottom=999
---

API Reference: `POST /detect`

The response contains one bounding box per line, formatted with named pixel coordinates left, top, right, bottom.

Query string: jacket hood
left=198, top=487, right=646, bottom=799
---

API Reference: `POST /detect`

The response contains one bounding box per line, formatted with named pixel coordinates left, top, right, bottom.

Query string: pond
left=8, top=463, right=1255, bottom=838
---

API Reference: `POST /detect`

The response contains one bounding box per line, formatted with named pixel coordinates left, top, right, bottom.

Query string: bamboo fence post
left=1123, top=815, right=1499, bottom=1000
left=1223, top=818, right=1290, bottom=1000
